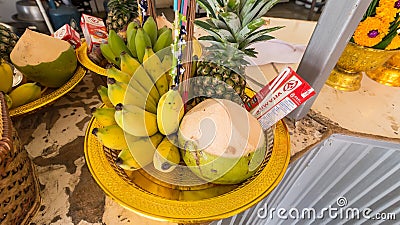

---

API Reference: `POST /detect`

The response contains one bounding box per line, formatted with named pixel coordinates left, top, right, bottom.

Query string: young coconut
left=178, top=99, right=266, bottom=185
left=10, top=29, right=77, bottom=88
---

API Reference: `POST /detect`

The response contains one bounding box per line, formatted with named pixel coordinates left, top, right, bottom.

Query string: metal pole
left=35, top=0, right=54, bottom=34
left=288, top=0, right=373, bottom=120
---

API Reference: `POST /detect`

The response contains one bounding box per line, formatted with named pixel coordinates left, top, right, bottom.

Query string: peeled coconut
left=10, top=29, right=77, bottom=88
left=178, top=99, right=266, bottom=184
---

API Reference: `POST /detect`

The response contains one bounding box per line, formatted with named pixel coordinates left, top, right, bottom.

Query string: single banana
left=8, top=83, right=41, bottom=109
left=142, top=47, right=169, bottom=96
left=106, top=66, right=131, bottom=83
left=116, top=148, right=142, bottom=171
left=153, top=135, right=181, bottom=172
left=124, top=132, right=164, bottom=169
left=114, top=103, right=158, bottom=137
left=135, top=28, right=152, bottom=63
left=157, top=89, right=184, bottom=135
left=92, top=124, right=128, bottom=150
left=0, top=60, right=13, bottom=93
left=126, top=21, right=139, bottom=36
left=143, top=16, right=158, bottom=46
left=153, top=28, right=172, bottom=53
left=108, top=30, right=132, bottom=58
left=100, top=43, right=120, bottom=67
left=97, top=85, right=114, bottom=108
left=126, top=27, right=138, bottom=58
left=157, top=26, right=169, bottom=37
left=4, top=94, right=12, bottom=109
left=120, top=51, right=141, bottom=76
left=132, top=65, right=160, bottom=102
left=161, top=54, right=173, bottom=74
left=91, top=107, right=117, bottom=127
left=107, top=78, right=157, bottom=113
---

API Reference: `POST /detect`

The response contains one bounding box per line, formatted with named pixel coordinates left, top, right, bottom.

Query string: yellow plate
left=9, top=65, right=87, bottom=117
left=76, top=41, right=107, bottom=76
left=84, top=116, right=290, bottom=224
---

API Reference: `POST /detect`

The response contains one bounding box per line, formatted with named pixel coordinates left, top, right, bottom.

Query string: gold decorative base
left=326, top=67, right=362, bottom=91
left=365, top=63, right=400, bottom=87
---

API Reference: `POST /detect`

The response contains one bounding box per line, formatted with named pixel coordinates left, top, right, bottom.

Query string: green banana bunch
left=106, top=66, right=131, bottom=83
left=100, top=43, right=120, bottom=67
left=114, top=103, right=158, bottom=137
left=97, top=85, right=114, bottom=108
left=116, top=148, right=142, bottom=171
left=0, top=60, right=13, bottom=93
left=157, top=89, right=184, bottom=135
left=91, top=107, right=117, bottom=127
left=125, top=132, right=164, bottom=168
left=153, top=27, right=172, bottom=53
left=108, top=30, right=132, bottom=58
left=120, top=51, right=141, bottom=76
left=8, top=83, right=41, bottom=109
left=92, top=124, right=128, bottom=150
left=135, top=28, right=152, bottom=63
left=143, top=16, right=158, bottom=46
left=143, top=47, right=169, bottom=96
left=107, top=78, right=157, bottom=113
left=126, top=27, right=138, bottom=58
left=157, top=26, right=169, bottom=37
left=153, top=135, right=181, bottom=173
left=132, top=65, right=160, bottom=103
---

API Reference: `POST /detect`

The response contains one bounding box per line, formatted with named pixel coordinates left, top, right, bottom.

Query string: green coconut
left=178, top=99, right=266, bottom=185
left=10, top=29, right=77, bottom=88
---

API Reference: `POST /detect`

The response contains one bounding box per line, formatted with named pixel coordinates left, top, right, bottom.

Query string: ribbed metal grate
left=211, top=134, right=400, bottom=225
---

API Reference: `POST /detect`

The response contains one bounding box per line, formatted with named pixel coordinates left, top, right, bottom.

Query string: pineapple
left=0, top=24, right=19, bottom=62
left=193, top=0, right=283, bottom=105
left=105, top=0, right=138, bottom=34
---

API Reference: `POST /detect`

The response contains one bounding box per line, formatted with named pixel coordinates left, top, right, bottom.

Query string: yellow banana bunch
left=157, top=89, right=184, bottom=135
left=114, top=103, right=158, bottom=137
left=108, top=30, right=132, bottom=58
left=4, top=94, right=12, bottom=109
left=116, top=148, right=142, bottom=171
left=142, top=47, right=169, bottom=96
left=107, top=78, right=157, bottom=113
left=91, top=107, right=117, bottom=127
left=153, top=135, right=181, bottom=172
left=8, top=83, right=41, bottom=108
left=100, top=43, right=120, bottom=67
left=143, top=16, right=158, bottom=46
left=132, top=65, right=160, bottom=102
left=120, top=51, right=141, bottom=76
left=92, top=124, right=128, bottom=150
left=125, top=132, right=164, bottom=168
left=106, top=66, right=131, bottom=83
left=97, top=85, right=114, bottom=108
left=0, top=60, right=13, bottom=93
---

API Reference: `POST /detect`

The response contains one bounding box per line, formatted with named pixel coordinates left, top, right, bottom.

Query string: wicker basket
left=0, top=92, right=40, bottom=225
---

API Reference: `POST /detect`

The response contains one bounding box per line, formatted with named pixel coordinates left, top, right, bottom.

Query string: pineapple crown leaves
left=195, top=0, right=283, bottom=57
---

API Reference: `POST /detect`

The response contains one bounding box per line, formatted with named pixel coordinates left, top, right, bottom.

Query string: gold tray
left=76, top=41, right=107, bottom=76
left=84, top=115, right=290, bottom=223
left=9, top=65, right=87, bottom=117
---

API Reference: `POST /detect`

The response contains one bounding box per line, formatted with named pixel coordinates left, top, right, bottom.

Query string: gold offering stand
left=84, top=1, right=291, bottom=223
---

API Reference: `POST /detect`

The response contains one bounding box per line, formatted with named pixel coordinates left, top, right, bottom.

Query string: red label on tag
left=246, top=67, right=315, bottom=130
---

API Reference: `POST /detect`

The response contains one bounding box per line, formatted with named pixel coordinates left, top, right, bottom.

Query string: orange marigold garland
left=353, top=17, right=390, bottom=47
left=386, top=30, right=400, bottom=49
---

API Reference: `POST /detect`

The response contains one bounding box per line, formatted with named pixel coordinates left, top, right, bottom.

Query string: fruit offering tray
left=84, top=110, right=290, bottom=224
left=76, top=41, right=107, bottom=76
left=9, top=64, right=87, bottom=117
